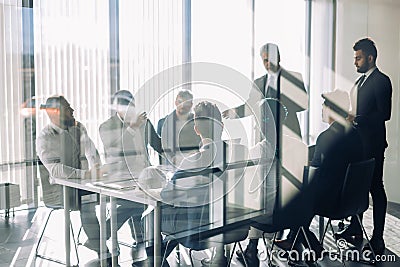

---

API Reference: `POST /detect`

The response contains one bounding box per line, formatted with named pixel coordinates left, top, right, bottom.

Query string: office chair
left=250, top=166, right=319, bottom=267
left=316, top=158, right=376, bottom=265
left=159, top=154, right=252, bottom=267
left=35, top=204, right=80, bottom=266
left=161, top=207, right=250, bottom=267
left=36, top=165, right=80, bottom=266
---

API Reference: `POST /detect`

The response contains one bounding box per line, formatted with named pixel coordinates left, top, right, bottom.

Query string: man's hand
left=85, top=163, right=105, bottom=181
left=222, top=108, right=238, bottom=119
left=346, top=114, right=355, bottom=123
left=129, top=111, right=147, bottom=128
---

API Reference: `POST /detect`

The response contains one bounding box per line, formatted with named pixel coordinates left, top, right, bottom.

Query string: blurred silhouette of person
left=228, top=43, right=308, bottom=265
left=336, top=38, right=392, bottom=255
left=37, top=96, right=110, bottom=263
left=222, top=43, right=307, bottom=140
left=249, top=90, right=366, bottom=266
left=157, top=90, right=201, bottom=166
left=312, top=90, right=366, bottom=212
left=156, top=101, right=248, bottom=267
left=99, top=90, right=163, bottom=261
left=100, top=90, right=162, bottom=177
left=286, top=90, right=366, bottom=265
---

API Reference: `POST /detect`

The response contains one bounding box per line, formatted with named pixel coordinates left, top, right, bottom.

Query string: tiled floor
left=1, top=202, right=400, bottom=267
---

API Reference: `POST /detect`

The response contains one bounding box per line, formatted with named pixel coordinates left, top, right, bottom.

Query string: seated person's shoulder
left=178, top=153, right=202, bottom=170
left=100, top=115, right=120, bottom=130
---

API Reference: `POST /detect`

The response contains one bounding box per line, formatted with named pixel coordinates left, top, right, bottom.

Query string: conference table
left=51, top=154, right=307, bottom=267
left=51, top=176, right=160, bottom=267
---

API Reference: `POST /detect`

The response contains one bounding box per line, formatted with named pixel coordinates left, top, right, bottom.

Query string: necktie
left=350, top=75, right=366, bottom=115
left=264, top=74, right=276, bottom=98
left=357, top=74, right=366, bottom=89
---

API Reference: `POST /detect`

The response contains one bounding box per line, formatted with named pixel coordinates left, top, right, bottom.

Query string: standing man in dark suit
left=223, top=43, right=308, bottom=265
left=222, top=43, right=308, bottom=140
left=336, top=38, right=392, bottom=255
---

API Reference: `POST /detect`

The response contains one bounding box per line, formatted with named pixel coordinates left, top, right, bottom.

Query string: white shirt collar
left=364, top=66, right=376, bottom=80
left=267, top=68, right=281, bottom=77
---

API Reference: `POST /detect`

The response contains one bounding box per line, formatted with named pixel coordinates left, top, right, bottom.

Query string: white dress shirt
left=350, top=67, right=376, bottom=115
left=264, top=69, right=281, bottom=96
left=37, top=122, right=101, bottom=181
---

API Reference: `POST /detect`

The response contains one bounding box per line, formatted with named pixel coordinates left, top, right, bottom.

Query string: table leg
left=110, top=197, right=118, bottom=266
left=63, top=186, right=71, bottom=266
left=100, top=194, right=108, bottom=267
left=154, top=203, right=161, bottom=267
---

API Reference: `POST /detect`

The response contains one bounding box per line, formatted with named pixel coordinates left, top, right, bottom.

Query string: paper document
left=92, top=179, right=136, bottom=190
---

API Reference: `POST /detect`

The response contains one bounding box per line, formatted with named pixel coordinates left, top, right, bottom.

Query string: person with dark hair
left=270, top=90, right=366, bottom=266
left=100, top=90, right=162, bottom=176
left=157, top=90, right=201, bottom=166
left=157, top=101, right=247, bottom=267
left=336, top=37, right=392, bottom=255
left=37, top=96, right=111, bottom=264
left=99, top=90, right=164, bottom=264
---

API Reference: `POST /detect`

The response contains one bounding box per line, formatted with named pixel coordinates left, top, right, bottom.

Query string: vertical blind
left=119, top=0, right=183, bottom=126
left=0, top=1, right=25, bottom=185
left=33, top=0, right=110, bottom=152
left=1, top=0, right=184, bottom=204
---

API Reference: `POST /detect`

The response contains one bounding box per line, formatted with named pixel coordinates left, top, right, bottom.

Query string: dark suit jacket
left=157, top=111, right=200, bottom=153
left=236, top=68, right=308, bottom=139
left=354, top=68, right=392, bottom=152
left=310, top=121, right=365, bottom=213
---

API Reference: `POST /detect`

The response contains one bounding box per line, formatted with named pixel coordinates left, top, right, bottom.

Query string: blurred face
left=175, top=96, right=193, bottom=116
left=354, top=49, right=372, bottom=73
left=261, top=51, right=279, bottom=72
left=59, top=100, right=76, bottom=128
left=261, top=52, right=271, bottom=71
left=47, top=100, right=75, bottom=128
left=322, top=103, right=331, bottom=123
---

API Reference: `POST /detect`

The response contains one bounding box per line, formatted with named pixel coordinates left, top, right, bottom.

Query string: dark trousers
left=80, top=198, right=145, bottom=253
left=367, top=150, right=387, bottom=238
left=351, top=149, right=387, bottom=238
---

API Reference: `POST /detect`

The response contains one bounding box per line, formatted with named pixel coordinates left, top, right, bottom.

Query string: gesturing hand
left=130, top=111, right=148, bottom=128
left=222, top=109, right=238, bottom=119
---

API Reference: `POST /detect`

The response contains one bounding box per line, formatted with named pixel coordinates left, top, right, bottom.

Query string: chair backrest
left=276, top=165, right=319, bottom=228
left=39, top=162, right=80, bottom=210
left=251, top=165, right=319, bottom=233
left=165, top=143, right=253, bottom=250
left=339, top=158, right=375, bottom=217
left=39, top=164, right=63, bottom=208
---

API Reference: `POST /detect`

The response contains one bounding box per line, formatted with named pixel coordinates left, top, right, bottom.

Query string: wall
left=335, top=0, right=400, bottom=203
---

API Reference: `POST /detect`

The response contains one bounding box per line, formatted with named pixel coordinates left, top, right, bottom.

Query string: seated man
left=157, top=89, right=201, bottom=166
left=282, top=90, right=367, bottom=264
left=100, top=90, right=162, bottom=177
left=99, top=90, right=163, bottom=261
left=156, top=101, right=247, bottom=267
left=37, top=96, right=109, bottom=263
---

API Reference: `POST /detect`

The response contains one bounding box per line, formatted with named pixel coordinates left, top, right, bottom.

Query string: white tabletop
left=51, top=176, right=159, bottom=206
